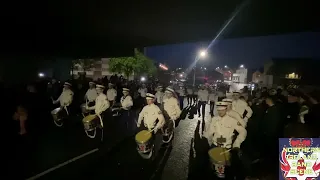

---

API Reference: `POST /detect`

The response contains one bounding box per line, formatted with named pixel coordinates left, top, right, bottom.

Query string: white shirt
left=204, top=115, right=247, bottom=148
left=85, top=88, right=98, bottom=102
left=88, top=93, right=110, bottom=115
left=121, top=95, right=133, bottom=110
left=138, top=88, right=148, bottom=98
left=198, top=89, right=209, bottom=101
left=138, top=103, right=165, bottom=130
left=209, top=93, right=216, bottom=101
left=187, top=88, right=193, bottom=95
left=177, top=89, right=185, bottom=96
left=217, top=91, right=225, bottom=97
left=155, top=91, right=164, bottom=104
left=55, top=89, right=74, bottom=107
left=163, top=97, right=181, bottom=120
left=107, top=88, right=117, bottom=101
left=232, top=99, right=253, bottom=122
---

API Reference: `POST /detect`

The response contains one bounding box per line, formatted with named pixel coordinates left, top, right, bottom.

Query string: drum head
left=82, top=115, right=97, bottom=123
left=135, top=130, right=152, bottom=143
left=208, top=147, right=230, bottom=163
left=51, top=107, right=62, bottom=114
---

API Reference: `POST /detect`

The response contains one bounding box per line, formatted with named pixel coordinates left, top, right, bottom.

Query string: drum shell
left=135, top=131, right=153, bottom=153
left=51, top=107, right=62, bottom=121
left=208, top=147, right=231, bottom=178
left=82, top=115, right=99, bottom=131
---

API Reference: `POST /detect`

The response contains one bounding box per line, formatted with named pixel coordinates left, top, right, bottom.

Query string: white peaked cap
left=64, top=82, right=72, bottom=86
left=123, top=88, right=130, bottom=92
left=165, top=87, right=175, bottom=93
left=89, top=81, right=95, bottom=85
left=216, top=101, right=228, bottom=110
left=146, top=93, right=155, bottom=100
left=222, top=98, right=233, bottom=103
left=96, top=84, right=105, bottom=89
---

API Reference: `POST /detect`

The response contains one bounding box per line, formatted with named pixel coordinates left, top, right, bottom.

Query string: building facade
left=71, top=58, right=134, bottom=80
left=232, top=68, right=248, bottom=83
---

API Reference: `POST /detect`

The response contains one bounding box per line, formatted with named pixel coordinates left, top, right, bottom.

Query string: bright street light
left=240, top=64, right=244, bottom=68
left=199, top=50, right=207, bottom=57
left=38, top=72, right=45, bottom=77
left=140, top=76, right=146, bottom=82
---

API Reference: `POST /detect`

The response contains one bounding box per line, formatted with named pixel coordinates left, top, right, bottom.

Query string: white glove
left=137, top=123, right=140, bottom=128
left=233, top=142, right=241, bottom=148
left=154, top=128, right=158, bottom=133
left=243, top=117, right=249, bottom=122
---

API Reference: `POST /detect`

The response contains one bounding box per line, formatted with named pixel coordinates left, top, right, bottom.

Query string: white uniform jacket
left=54, top=89, right=74, bottom=107
left=107, top=88, right=117, bottom=101
left=163, top=97, right=181, bottom=120
left=137, top=104, right=165, bottom=130
left=121, top=95, right=133, bottom=110
left=232, top=99, right=253, bottom=122
left=204, top=115, right=247, bottom=148
left=198, top=89, right=209, bottom=102
left=85, top=88, right=98, bottom=102
left=88, top=93, right=110, bottom=115
left=227, top=110, right=247, bottom=128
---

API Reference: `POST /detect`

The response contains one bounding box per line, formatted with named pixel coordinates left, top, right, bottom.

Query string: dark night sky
left=145, top=32, right=320, bottom=69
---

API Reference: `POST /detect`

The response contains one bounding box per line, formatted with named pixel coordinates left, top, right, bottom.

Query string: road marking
left=26, top=148, right=99, bottom=180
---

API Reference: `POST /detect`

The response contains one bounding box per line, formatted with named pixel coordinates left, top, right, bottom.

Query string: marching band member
left=86, top=84, right=110, bottom=127
left=107, top=83, right=117, bottom=107
left=121, top=88, right=133, bottom=110
left=187, top=86, right=193, bottom=105
left=223, top=98, right=247, bottom=127
left=137, top=93, right=165, bottom=133
left=232, top=91, right=253, bottom=124
left=204, top=102, right=247, bottom=149
left=84, top=82, right=97, bottom=107
left=155, top=86, right=164, bottom=105
left=197, top=85, right=209, bottom=119
left=162, top=87, right=181, bottom=143
left=177, top=86, right=186, bottom=109
left=53, top=82, right=74, bottom=111
left=163, top=87, right=182, bottom=121
left=209, top=89, right=217, bottom=117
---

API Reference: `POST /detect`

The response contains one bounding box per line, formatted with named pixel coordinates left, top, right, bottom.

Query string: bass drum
left=82, top=114, right=100, bottom=138
left=51, top=107, right=64, bottom=127
left=208, top=147, right=231, bottom=179
left=135, top=130, right=154, bottom=159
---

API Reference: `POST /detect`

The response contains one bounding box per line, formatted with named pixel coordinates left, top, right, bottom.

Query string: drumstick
left=220, top=149, right=231, bottom=155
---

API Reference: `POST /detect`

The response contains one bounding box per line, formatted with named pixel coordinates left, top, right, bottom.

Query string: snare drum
left=208, top=147, right=231, bottom=178
left=135, top=130, right=153, bottom=153
left=51, top=107, right=63, bottom=122
left=82, top=114, right=99, bottom=131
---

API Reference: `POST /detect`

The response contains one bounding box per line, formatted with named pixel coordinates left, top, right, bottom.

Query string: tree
left=108, top=49, right=156, bottom=79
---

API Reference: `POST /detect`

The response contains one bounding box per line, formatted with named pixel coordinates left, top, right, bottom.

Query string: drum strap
left=64, top=106, right=69, bottom=115
left=97, top=113, right=103, bottom=128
